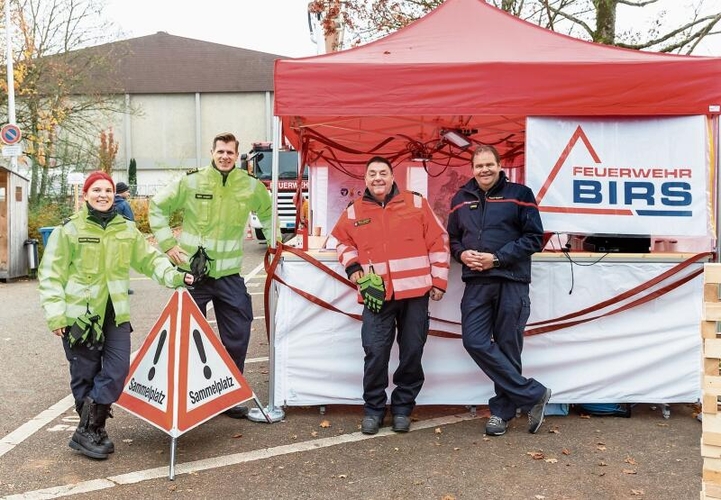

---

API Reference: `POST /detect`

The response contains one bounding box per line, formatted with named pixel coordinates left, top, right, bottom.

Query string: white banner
left=273, top=257, right=703, bottom=407
left=526, top=116, right=711, bottom=237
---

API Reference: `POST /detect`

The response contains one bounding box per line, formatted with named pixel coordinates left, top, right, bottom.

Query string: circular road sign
left=0, top=124, right=22, bottom=145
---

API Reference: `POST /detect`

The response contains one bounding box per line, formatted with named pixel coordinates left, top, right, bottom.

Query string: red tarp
left=274, top=0, right=721, bottom=168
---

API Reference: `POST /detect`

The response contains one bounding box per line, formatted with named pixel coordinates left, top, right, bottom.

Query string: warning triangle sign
left=116, top=289, right=254, bottom=437
left=116, top=293, right=177, bottom=432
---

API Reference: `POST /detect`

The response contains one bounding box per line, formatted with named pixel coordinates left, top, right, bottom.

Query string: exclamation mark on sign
left=148, top=330, right=167, bottom=381
left=193, top=329, right=212, bottom=380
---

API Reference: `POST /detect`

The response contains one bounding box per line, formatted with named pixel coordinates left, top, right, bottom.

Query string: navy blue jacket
left=447, top=172, right=543, bottom=284
left=113, top=195, right=135, bottom=221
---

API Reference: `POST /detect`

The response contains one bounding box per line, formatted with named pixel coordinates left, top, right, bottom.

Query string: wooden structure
left=0, top=166, right=30, bottom=280
left=702, top=264, right=721, bottom=498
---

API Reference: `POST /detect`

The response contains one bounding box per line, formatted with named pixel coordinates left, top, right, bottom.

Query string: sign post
left=4, top=0, right=17, bottom=172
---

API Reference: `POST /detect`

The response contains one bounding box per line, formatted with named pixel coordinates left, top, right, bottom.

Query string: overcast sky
left=103, top=0, right=721, bottom=57
left=104, top=0, right=320, bottom=57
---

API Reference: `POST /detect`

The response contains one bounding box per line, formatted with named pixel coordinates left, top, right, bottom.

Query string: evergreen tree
left=128, top=158, right=137, bottom=195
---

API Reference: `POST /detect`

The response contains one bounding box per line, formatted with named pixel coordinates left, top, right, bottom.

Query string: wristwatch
left=492, top=255, right=500, bottom=268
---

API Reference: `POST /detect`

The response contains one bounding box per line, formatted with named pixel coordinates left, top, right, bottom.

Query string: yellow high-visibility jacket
left=149, top=165, right=276, bottom=278
left=39, top=205, right=186, bottom=332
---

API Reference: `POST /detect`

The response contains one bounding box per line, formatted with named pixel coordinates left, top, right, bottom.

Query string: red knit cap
left=82, top=171, right=115, bottom=193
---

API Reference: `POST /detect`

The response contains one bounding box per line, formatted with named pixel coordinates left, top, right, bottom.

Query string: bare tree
left=0, top=0, right=126, bottom=204
left=311, top=0, right=721, bottom=55
left=533, top=0, right=721, bottom=52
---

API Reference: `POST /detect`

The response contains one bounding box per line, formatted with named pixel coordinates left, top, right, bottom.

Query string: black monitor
left=582, top=235, right=651, bottom=253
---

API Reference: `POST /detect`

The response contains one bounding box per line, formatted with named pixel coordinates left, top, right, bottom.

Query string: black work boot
left=75, top=400, right=114, bottom=453
left=361, top=415, right=383, bottom=435
left=69, top=397, right=109, bottom=459
left=95, top=404, right=114, bottom=454
left=224, top=405, right=250, bottom=419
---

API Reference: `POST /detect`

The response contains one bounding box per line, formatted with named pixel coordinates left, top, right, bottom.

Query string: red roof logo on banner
left=535, top=125, right=633, bottom=216
left=116, top=289, right=253, bottom=437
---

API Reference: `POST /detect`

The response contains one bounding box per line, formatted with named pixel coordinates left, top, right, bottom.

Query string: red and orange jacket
left=331, top=185, right=450, bottom=301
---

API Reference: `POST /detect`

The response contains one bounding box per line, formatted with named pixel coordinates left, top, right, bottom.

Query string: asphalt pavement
left=0, top=237, right=705, bottom=500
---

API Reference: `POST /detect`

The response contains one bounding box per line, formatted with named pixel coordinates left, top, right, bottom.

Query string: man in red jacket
left=331, top=156, right=450, bottom=435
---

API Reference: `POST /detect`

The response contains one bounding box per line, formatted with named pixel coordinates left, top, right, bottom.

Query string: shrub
left=29, top=199, right=74, bottom=259
left=130, top=198, right=150, bottom=233
left=129, top=197, right=183, bottom=236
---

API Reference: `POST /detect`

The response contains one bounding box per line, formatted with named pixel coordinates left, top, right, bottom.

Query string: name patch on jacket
left=195, top=194, right=213, bottom=200
left=78, top=237, right=100, bottom=244
left=487, top=196, right=504, bottom=200
left=354, top=218, right=371, bottom=227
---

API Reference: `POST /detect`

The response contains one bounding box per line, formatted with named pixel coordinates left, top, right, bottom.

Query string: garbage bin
left=24, top=238, right=39, bottom=277
left=39, top=226, right=56, bottom=247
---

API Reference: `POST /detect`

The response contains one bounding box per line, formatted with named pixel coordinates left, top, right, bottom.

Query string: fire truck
left=243, top=142, right=308, bottom=240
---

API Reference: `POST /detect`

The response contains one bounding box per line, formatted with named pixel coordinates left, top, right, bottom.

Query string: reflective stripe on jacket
left=332, top=188, right=450, bottom=301
left=38, top=206, right=186, bottom=332
left=149, top=164, right=276, bottom=278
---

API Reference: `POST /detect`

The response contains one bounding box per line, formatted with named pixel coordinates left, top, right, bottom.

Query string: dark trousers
left=63, top=307, right=131, bottom=406
left=361, top=294, right=429, bottom=418
left=461, top=281, right=546, bottom=421
left=188, top=274, right=253, bottom=373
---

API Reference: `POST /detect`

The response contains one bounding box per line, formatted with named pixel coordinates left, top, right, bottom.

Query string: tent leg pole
left=714, top=115, right=720, bottom=263
left=247, top=115, right=285, bottom=424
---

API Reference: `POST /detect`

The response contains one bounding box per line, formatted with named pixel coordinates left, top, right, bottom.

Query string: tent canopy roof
left=274, top=0, right=721, bottom=168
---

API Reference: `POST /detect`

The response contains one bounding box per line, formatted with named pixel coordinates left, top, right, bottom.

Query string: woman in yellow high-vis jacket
left=38, top=171, right=194, bottom=460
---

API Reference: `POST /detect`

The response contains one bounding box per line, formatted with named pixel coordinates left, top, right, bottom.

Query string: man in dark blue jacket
left=447, top=145, right=551, bottom=437
left=113, top=182, right=135, bottom=221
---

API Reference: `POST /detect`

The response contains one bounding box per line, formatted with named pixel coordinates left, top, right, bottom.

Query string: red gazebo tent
left=261, top=0, right=721, bottom=437
left=274, top=0, right=721, bottom=169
